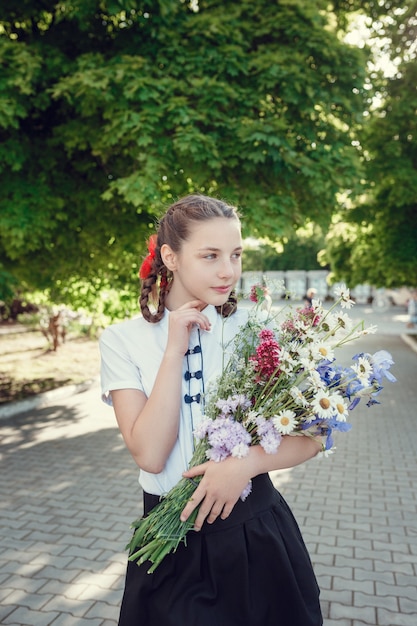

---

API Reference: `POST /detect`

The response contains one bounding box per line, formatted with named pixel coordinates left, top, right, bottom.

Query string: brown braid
left=139, top=247, right=169, bottom=324
left=139, top=194, right=241, bottom=323
left=216, top=290, right=238, bottom=317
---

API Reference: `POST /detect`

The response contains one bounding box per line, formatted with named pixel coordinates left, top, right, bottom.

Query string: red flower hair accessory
left=139, top=234, right=157, bottom=279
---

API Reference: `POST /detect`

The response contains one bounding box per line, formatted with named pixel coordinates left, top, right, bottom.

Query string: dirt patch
left=0, top=325, right=100, bottom=404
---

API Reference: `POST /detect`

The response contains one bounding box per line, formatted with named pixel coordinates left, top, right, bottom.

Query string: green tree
left=243, top=225, right=326, bottom=272
left=0, top=0, right=368, bottom=311
left=321, top=2, right=417, bottom=288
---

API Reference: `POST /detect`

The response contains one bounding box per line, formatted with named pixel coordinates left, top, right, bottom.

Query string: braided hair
left=139, top=195, right=241, bottom=323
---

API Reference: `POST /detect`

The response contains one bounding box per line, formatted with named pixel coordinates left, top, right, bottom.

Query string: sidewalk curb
left=401, top=333, right=417, bottom=354
left=0, top=377, right=98, bottom=420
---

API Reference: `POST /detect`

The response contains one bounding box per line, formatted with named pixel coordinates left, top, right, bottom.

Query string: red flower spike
left=250, top=330, right=282, bottom=381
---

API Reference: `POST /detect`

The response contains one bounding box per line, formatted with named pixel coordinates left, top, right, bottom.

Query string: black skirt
left=118, top=473, right=322, bottom=626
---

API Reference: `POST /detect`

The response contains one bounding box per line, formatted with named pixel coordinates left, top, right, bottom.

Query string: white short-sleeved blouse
left=99, top=305, right=248, bottom=496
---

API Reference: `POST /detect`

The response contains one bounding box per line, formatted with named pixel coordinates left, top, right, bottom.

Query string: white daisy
left=317, top=446, right=335, bottom=459
left=279, top=348, right=296, bottom=367
left=311, top=390, right=336, bottom=419
left=351, top=356, right=372, bottom=385
left=299, top=356, right=317, bottom=373
left=289, top=386, right=309, bottom=407
left=279, top=349, right=297, bottom=375
left=307, top=370, right=326, bottom=391
left=243, top=410, right=260, bottom=428
left=332, top=395, right=349, bottom=421
left=272, top=410, right=297, bottom=435
left=294, top=318, right=309, bottom=334
left=320, top=311, right=338, bottom=331
left=334, top=283, right=350, bottom=300
left=297, top=344, right=312, bottom=359
left=311, top=342, right=335, bottom=363
left=311, top=297, right=322, bottom=310
left=335, top=311, right=353, bottom=331
left=340, top=297, right=355, bottom=310
left=334, top=283, right=355, bottom=309
left=362, top=324, right=378, bottom=335
left=302, top=326, right=317, bottom=341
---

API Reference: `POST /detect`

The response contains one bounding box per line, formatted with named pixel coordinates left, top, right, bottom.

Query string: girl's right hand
left=166, top=300, right=211, bottom=356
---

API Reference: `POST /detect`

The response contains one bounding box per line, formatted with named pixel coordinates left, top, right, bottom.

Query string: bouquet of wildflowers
left=127, top=285, right=396, bottom=572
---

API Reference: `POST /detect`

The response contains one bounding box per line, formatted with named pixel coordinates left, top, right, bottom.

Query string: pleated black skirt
left=118, top=473, right=322, bottom=626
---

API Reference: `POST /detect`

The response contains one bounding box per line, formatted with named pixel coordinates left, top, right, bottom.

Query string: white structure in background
left=240, top=271, right=383, bottom=305
left=239, top=270, right=413, bottom=311
left=305, top=270, right=330, bottom=301
left=240, top=270, right=330, bottom=300
left=345, top=283, right=372, bottom=304
left=238, top=271, right=263, bottom=297
left=263, top=271, right=286, bottom=299
left=240, top=271, right=411, bottom=310
left=283, top=270, right=307, bottom=300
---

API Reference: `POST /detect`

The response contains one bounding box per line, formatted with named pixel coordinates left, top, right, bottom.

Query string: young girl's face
left=165, top=217, right=242, bottom=309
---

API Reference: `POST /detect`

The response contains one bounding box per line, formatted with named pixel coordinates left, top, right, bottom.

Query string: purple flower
left=260, top=429, right=282, bottom=454
left=215, top=398, right=234, bottom=415
left=205, top=417, right=251, bottom=462
left=240, top=480, right=252, bottom=501
left=255, top=415, right=282, bottom=454
left=193, top=418, right=213, bottom=440
left=215, top=394, right=251, bottom=416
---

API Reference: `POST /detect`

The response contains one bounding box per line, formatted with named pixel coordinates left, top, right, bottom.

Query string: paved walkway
left=0, top=304, right=416, bottom=625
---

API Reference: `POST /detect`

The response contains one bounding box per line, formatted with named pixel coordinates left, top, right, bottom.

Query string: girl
left=100, top=194, right=323, bottom=626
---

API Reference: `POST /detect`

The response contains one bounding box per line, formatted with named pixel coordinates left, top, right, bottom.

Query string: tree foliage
left=243, top=225, right=326, bottom=273
left=0, top=0, right=368, bottom=309
left=320, top=1, right=417, bottom=288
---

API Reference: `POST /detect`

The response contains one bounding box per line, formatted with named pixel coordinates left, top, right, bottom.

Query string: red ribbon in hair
left=139, top=234, right=157, bottom=279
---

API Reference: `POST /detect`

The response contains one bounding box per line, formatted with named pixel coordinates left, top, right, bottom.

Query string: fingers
left=205, top=502, right=225, bottom=525
left=165, top=304, right=211, bottom=355
left=181, top=493, right=224, bottom=531
left=194, top=499, right=219, bottom=530
left=190, top=495, right=235, bottom=530
left=169, top=303, right=212, bottom=335
left=182, top=464, right=206, bottom=479
left=181, top=458, right=249, bottom=530
left=180, top=486, right=235, bottom=531
left=180, top=491, right=204, bottom=525
left=220, top=502, right=235, bottom=520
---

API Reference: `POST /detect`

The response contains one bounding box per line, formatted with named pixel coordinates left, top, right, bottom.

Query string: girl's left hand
left=180, top=457, right=253, bottom=531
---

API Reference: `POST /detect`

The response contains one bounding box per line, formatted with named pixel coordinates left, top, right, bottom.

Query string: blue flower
left=370, top=350, right=397, bottom=383
left=300, top=419, right=352, bottom=450
left=366, top=397, right=381, bottom=407
left=348, top=397, right=361, bottom=410
left=317, top=361, right=342, bottom=388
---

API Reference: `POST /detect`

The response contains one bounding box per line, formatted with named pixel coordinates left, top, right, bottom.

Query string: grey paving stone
left=1, top=317, right=416, bottom=624
left=2, top=606, right=59, bottom=625
left=376, top=607, right=417, bottom=626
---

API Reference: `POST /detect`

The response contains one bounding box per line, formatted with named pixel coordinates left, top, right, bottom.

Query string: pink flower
left=249, top=284, right=269, bottom=303
left=281, top=307, right=321, bottom=334
left=250, top=329, right=281, bottom=381
left=298, top=306, right=321, bottom=326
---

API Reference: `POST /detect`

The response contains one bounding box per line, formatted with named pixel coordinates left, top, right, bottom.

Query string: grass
left=0, top=324, right=100, bottom=405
